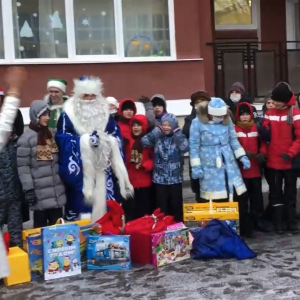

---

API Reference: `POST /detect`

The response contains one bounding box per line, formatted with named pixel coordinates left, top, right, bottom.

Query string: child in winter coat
left=142, top=113, right=189, bottom=222
left=182, top=90, right=211, bottom=202
left=260, top=83, right=300, bottom=234
left=150, top=94, right=167, bottom=125
left=235, top=102, right=269, bottom=236
left=123, top=115, right=154, bottom=221
left=17, top=100, right=66, bottom=228
left=106, top=96, right=119, bottom=121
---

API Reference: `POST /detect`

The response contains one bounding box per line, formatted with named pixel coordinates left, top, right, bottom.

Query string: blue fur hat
left=161, top=113, right=178, bottom=130
left=208, top=97, right=227, bottom=116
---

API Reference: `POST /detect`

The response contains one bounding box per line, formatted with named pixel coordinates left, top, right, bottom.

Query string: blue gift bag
left=41, top=223, right=82, bottom=281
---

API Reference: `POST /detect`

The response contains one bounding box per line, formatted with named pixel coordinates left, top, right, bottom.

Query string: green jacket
left=47, top=96, right=68, bottom=130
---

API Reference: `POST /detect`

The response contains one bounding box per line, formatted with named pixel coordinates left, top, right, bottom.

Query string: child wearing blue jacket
left=141, top=113, right=189, bottom=221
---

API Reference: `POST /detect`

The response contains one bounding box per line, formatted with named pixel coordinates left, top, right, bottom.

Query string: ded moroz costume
left=55, top=76, right=133, bottom=223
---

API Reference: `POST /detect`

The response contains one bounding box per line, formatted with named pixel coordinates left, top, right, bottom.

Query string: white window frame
left=0, top=0, right=176, bottom=64
left=215, top=0, right=259, bottom=30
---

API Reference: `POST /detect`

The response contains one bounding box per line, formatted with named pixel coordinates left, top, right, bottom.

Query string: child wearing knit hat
left=106, top=96, right=119, bottom=118
left=260, top=82, right=300, bottom=234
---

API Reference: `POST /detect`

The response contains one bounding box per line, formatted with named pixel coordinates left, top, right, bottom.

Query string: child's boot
left=273, top=205, right=284, bottom=234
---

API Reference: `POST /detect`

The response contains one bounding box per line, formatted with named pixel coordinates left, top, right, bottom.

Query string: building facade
left=0, top=0, right=298, bottom=120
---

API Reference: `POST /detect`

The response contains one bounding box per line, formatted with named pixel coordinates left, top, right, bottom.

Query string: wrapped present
left=4, top=247, right=30, bottom=286
left=183, top=200, right=239, bottom=234
left=151, top=227, right=191, bottom=267
left=87, top=235, right=131, bottom=270
left=124, top=209, right=175, bottom=265
left=96, top=200, right=124, bottom=235
left=22, top=218, right=91, bottom=252
left=42, top=223, right=81, bottom=281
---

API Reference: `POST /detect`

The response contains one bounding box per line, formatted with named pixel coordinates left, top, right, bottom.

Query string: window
left=0, top=0, right=175, bottom=63
left=214, top=0, right=257, bottom=30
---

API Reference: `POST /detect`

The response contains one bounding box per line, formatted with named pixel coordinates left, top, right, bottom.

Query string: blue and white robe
left=189, top=111, right=247, bottom=201
left=55, top=97, right=133, bottom=222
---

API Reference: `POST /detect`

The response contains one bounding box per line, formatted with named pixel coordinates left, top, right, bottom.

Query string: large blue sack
left=191, top=219, right=257, bottom=260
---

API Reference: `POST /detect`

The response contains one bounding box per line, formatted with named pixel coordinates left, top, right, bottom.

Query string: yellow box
left=183, top=202, right=239, bottom=234
left=22, top=219, right=91, bottom=252
left=4, top=247, right=30, bottom=286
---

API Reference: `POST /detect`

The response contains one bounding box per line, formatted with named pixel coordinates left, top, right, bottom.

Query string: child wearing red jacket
left=235, top=102, right=268, bottom=236
left=123, top=114, right=154, bottom=222
left=260, top=83, right=300, bottom=234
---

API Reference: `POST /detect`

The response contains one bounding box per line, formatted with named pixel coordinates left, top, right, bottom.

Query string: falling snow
left=101, top=11, right=106, bottom=16
left=19, top=46, right=24, bottom=51
left=16, top=2, right=21, bottom=7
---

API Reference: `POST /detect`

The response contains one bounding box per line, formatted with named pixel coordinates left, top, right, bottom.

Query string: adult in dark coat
left=0, top=88, right=30, bottom=227
left=182, top=90, right=211, bottom=202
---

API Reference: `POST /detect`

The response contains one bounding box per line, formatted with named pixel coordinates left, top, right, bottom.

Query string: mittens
left=191, top=166, right=204, bottom=179
left=257, top=153, right=266, bottom=164
left=89, top=131, right=99, bottom=147
left=139, top=96, right=151, bottom=104
left=239, top=156, right=251, bottom=170
left=246, top=151, right=256, bottom=159
left=281, top=153, right=291, bottom=162
left=25, top=189, right=37, bottom=206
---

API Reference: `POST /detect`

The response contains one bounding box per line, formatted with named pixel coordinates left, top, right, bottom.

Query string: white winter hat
left=47, top=78, right=67, bottom=93
left=106, top=97, right=119, bottom=108
left=208, top=97, right=227, bottom=116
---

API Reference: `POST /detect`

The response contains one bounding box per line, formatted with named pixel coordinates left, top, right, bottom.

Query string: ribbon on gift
left=3, top=232, right=9, bottom=254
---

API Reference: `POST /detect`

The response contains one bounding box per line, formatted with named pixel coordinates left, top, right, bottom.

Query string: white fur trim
left=79, top=213, right=92, bottom=220
left=108, top=135, right=134, bottom=199
left=106, top=97, right=119, bottom=108
left=47, top=80, right=66, bottom=93
left=80, top=134, right=96, bottom=204
left=208, top=105, right=227, bottom=116
left=234, top=147, right=246, bottom=159
left=73, top=77, right=103, bottom=96
left=91, top=167, right=107, bottom=223
left=0, top=91, right=3, bottom=96
left=190, top=157, right=201, bottom=167
left=200, top=189, right=228, bottom=200
left=235, top=184, right=247, bottom=196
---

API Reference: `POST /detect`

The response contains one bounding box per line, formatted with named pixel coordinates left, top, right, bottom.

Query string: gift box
left=183, top=201, right=239, bottom=234
left=86, top=235, right=131, bottom=270
left=22, top=219, right=91, bottom=252
left=42, top=223, right=81, bottom=281
left=4, top=247, right=30, bottom=286
left=123, top=209, right=175, bottom=265
left=151, top=227, right=191, bottom=267
left=27, top=234, right=43, bottom=280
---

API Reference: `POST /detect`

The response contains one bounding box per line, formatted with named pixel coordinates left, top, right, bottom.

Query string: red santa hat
left=0, top=86, right=4, bottom=96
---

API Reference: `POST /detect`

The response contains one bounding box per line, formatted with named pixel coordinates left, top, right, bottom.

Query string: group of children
left=0, top=76, right=299, bottom=250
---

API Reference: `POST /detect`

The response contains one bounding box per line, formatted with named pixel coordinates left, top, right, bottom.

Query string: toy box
left=22, top=219, right=91, bottom=252
left=4, top=247, right=30, bottom=286
left=42, top=224, right=81, bottom=281
left=27, top=234, right=43, bottom=280
left=183, top=202, right=239, bottom=234
left=151, top=227, right=191, bottom=267
left=87, top=235, right=131, bottom=270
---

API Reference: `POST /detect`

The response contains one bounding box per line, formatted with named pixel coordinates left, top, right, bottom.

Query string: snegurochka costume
left=55, top=76, right=133, bottom=223
left=45, top=78, right=68, bottom=129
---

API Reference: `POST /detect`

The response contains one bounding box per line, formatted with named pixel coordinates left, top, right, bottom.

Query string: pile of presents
left=2, top=200, right=239, bottom=287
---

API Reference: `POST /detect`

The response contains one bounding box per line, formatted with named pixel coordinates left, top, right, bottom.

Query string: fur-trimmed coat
left=189, top=105, right=247, bottom=201
left=55, top=96, right=133, bottom=222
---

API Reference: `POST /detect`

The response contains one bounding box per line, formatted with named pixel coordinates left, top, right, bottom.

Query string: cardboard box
left=4, top=247, right=30, bottom=286
left=151, top=227, right=191, bottom=267
left=183, top=202, right=239, bottom=234
left=87, top=235, right=131, bottom=270
left=27, top=234, right=43, bottom=280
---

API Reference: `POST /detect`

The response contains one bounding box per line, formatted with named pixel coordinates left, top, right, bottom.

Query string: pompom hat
left=208, top=97, right=227, bottom=116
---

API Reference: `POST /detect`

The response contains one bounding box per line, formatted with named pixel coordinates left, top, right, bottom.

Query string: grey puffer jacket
left=17, top=100, right=66, bottom=211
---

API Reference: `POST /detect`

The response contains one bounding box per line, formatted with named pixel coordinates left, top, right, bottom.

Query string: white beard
left=74, top=96, right=112, bottom=171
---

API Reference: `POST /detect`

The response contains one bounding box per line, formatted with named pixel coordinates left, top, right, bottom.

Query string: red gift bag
left=124, top=209, right=175, bottom=265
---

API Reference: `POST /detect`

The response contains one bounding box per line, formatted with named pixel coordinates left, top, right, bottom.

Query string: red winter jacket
left=260, top=94, right=300, bottom=170
left=117, top=98, right=137, bottom=140
left=124, top=115, right=154, bottom=188
left=235, top=103, right=261, bottom=178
